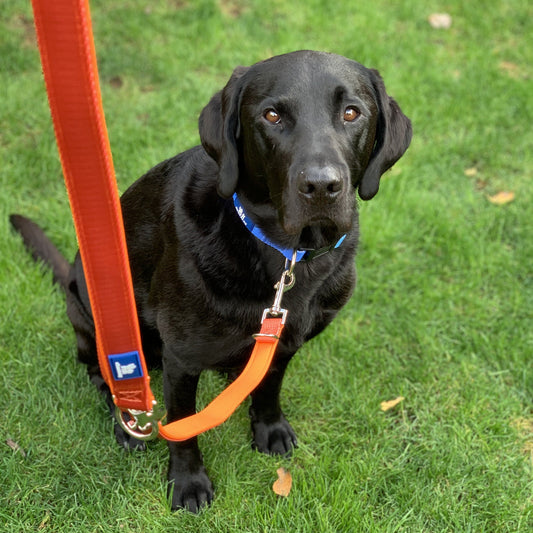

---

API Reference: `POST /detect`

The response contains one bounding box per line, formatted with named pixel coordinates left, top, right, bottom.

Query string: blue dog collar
left=232, top=193, right=346, bottom=262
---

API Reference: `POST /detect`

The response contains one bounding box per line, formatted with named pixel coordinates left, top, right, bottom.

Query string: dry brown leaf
left=272, top=467, right=292, bottom=497
left=428, top=13, right=452, bottom=29
left=6, top=439, right=27, bottom=457
left=488, top=191, right=515, bottom=205
left=380, top=396, right=405, bottom=412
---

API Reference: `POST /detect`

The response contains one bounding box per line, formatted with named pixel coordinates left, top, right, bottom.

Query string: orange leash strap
left=31, top=0, right=155, bottom=413
left=159, top=316, right=285, bottom=441
left=30, top=0, right=291, bottom=442
left=159, top=258, right=295, bottom=441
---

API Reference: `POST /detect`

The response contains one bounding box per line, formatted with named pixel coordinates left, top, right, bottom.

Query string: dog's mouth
left=298, top=221, right=343, bottom=249
left=281, top=205, right=354, bottom=240
left=282, top=216, right=351, bottom=251
left=279, top=182, right=355, bottom=241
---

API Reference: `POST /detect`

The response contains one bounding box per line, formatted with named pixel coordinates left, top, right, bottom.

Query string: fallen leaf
left=464, top=167, right=478, bottom=177
left=380, top=396, right=405, bottom=412
left=428, top=13, right=452, bottom=29
left=272, top=467, right=292, bottom=497
left=488, top=191, right=515, bottom=205
left=6, top=439, right=27, bottom=457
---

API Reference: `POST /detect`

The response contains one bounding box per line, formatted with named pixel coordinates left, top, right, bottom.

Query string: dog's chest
left=154, top=262, right=349, bottom=372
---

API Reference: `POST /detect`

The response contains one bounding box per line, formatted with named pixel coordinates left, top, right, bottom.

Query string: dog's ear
left=199, top=66, right=249, bottom=198
left=358, top=69, right=412, bottom=201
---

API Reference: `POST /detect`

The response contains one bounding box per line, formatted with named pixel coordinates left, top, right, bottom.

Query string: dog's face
left=200, top=51, right=412, bottom=242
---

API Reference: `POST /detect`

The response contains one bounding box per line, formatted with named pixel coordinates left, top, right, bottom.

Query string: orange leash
left=159, top=260, right=294, bottom=441
left=30, top=0, right=290, bottom=442
left=31, top=0, right=155, bottom=413
left=159, top=314, right=286, bottom=441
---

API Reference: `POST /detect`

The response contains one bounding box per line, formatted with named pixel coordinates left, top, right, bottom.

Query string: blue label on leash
left=108, top=351, right=143, bottom=381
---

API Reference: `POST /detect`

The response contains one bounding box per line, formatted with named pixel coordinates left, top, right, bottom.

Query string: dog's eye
left=343, top=106, right=360, bottom=122
left=264, top=109, right=281, bottom=124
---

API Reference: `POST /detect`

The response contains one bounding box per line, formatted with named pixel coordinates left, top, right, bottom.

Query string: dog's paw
left=168, top=469, right=214, bottom=513
left=113, top=422, right=147, bottom=451
left=250, top=409, right=298, bottom=456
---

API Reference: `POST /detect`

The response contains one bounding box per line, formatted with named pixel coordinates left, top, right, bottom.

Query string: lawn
left=1, top=0, right=532, bottom=531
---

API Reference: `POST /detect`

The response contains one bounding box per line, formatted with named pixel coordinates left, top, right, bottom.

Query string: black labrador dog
left=11, top=50, right=411, bottom=512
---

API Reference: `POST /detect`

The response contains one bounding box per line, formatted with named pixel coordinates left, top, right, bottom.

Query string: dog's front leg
left=249, top=352, right=297, bottom=456
left=163, top=363, right=214, bottom=513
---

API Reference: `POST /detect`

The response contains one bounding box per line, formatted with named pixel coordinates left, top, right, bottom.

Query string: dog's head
left=199, top=51, right=412, bottom=244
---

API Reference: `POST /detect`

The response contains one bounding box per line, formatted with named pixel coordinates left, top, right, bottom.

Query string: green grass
left=1, top=0, right=532, bottom=531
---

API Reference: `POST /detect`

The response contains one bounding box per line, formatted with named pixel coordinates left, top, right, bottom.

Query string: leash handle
left=31, top=0, right=155, bottom=412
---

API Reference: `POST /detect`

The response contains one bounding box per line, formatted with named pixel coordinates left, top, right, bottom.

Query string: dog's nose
left=297, top=167, right=343, bottom=202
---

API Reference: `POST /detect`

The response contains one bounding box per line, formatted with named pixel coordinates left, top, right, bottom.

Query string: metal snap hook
left=285, top=249, right=298, bottom=276
left=114, top=402, right=166, bottom=441
left=268, top=250, right=298, bottom=317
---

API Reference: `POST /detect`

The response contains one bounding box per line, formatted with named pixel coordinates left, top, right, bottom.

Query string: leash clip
left=264, top=250, right=297, bottom=320
left=114, top=401, right=166, bottom=441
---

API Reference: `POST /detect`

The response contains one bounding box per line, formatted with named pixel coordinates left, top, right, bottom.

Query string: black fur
left=10, top=51, right=411, bottom=512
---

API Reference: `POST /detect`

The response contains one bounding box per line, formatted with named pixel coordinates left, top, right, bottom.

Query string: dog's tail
left=10, top=214, right=71, bottom=289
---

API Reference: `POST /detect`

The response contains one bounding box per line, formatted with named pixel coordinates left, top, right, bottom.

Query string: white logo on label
left=115, top=362, right=137, bottom=379
left=236, top=206, right=246, bottom=222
